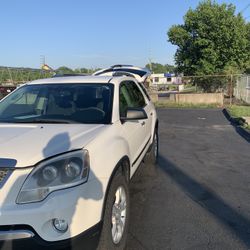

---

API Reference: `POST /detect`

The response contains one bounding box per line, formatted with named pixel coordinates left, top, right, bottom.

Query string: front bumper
left=0, top=168, right=105, bottom=242
left=0, top=222, right=102, bottom=250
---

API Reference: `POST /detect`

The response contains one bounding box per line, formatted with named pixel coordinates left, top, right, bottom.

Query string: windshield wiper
left=10, top=119, right=76, bottom=124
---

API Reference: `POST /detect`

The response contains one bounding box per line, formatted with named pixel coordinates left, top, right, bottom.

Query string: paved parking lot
left=127, top=108, right=250, bottom=250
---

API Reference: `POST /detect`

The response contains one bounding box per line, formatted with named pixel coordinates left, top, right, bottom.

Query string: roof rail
left=52, top=73, right=89, bottom=78
left=111, top=64, right=134, bottom=68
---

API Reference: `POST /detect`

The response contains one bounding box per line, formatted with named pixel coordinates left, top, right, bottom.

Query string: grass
left=227, top=105, right=250, bottom=132
left=154, top=101, right=219, bottom=109
left=180, top=86, right=197, bottom=93
left=244, top=124, right=250, bottom=130
left=227, top=105, right=250, bottom=118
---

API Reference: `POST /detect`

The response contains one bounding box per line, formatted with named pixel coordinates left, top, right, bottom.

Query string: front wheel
left=146, top=129, right=159, bottom=164
left=97, top=171, right=129, bottom=250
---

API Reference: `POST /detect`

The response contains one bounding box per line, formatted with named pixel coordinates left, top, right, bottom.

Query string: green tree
left=244, top=22, right=250, bottom=74
left=74, top=68, right=101, bottom=74
left=168, top=0, right=249, bottom=91
left=74, top=68, right=89, bottom=74
left=145, top=62, right=175, bottom=73
left=56, top=66, right=74, bottom=74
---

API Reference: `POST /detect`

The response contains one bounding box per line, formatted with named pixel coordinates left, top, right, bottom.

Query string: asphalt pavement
left=126, top=108, right=250, bottom=250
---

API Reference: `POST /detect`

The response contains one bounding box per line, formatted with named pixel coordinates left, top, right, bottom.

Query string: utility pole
left=148, top=58, right=153, bottom=72
left=229, top=72, right=233, bottom=106
left=148, top=47, right=153, bottom=72
left=7, top=68, right=13, bottom=85
left=40, top=55, right=45, bottom=68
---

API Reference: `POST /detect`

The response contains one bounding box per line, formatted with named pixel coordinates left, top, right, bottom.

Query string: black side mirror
left=121, top=108, right=148, bottom=122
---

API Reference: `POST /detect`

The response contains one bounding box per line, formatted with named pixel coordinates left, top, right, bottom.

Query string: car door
left=135, top=81, right=154, bottom=143
left=119, top=81, right=150, bottom=176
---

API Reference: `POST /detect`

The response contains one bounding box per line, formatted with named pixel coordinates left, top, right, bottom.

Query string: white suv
left=0, top=73, right=158, bottom=250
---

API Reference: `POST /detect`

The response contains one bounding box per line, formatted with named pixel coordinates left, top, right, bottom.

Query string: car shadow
left=0, top=132, right=104, bottom=250
left=157, top=154, right=250, bottom=248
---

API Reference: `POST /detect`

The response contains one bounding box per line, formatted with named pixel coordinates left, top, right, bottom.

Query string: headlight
left=17, top=150, right=90, bottom=204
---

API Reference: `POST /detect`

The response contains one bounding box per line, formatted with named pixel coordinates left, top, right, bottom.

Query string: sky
left=0, top=0, right=249, bottom=69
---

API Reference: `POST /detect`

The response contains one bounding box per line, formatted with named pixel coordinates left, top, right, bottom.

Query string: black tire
left=146, top=129, right=159, bottom=164
left=97, top=170, right=130, bottom=250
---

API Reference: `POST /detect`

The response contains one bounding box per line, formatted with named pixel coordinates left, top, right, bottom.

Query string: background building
left=151, top=73, right=182, bottom=85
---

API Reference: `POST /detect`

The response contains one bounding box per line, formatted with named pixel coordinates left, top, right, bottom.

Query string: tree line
left=167, top=0, right=250, bottom=92
left=0, top=66, right=101, bottom=84
left=0, top=63, right=177, bottom=85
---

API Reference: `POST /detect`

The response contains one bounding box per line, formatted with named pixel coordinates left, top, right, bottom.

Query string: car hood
left=0, top=123, right=106, bottom=168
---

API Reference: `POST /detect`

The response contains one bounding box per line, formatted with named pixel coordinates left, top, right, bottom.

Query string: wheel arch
left=148, top=118, right=159, bottom=152
left=101, top=155, right=130, bottom=220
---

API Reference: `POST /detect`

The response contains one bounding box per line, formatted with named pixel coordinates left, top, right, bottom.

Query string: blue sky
left=0, top=0, right=248, bottom=69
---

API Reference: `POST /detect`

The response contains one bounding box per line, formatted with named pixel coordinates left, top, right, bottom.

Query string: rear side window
left=137, top=81, right=150, bottom=100
left=119, top=81, right=146, bottom=117
left=125, top=81, right=146, bottom=108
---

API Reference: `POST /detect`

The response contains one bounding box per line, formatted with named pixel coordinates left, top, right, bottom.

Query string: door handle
left=141, top=121, right=146, bottom=126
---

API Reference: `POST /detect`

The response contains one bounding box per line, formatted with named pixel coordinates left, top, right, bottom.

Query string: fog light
left=53, top=218, right=68, bottom=232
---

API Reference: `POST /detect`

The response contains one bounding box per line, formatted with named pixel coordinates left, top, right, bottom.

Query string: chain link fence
left=0, top=68, right=54, bottom=99
left=0, top=68, right=53, bottom=86
left=234, top=75, right=250, bottom=104
left=149, top=74, right=249, bottom=105
left=149, top=74, right=233, bottom=93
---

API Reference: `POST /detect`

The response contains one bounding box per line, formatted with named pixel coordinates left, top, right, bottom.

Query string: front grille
left=0, top=169, right=9, bottom=186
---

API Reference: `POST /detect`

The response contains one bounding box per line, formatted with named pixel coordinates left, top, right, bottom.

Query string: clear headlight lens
left=17, top=150, right=90, bottom=204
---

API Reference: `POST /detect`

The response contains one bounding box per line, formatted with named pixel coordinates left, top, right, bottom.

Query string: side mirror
left=121, top=108, right=148, bottom=122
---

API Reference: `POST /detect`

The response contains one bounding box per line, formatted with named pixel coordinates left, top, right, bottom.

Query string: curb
left=222, top=109, right=250, bottom=142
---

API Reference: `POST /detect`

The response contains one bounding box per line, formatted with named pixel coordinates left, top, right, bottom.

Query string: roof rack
left=112, top=71, right=135, bottom=78
left=110, top=64, right=134, bottom=68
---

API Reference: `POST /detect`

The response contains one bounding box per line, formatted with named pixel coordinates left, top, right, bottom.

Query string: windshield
left=0, top=83, right=114, bottom=124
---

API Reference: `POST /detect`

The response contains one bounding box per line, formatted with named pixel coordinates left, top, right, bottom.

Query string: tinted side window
left=119, top=81, right=146, bottom=117
left=126, top=81, right=146, bottom=108
left=119, top=84, right=131, bottom=117
left=137, top=81, right=150, bottom=100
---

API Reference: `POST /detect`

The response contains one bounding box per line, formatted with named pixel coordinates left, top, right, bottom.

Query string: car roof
left=27, top=75, right=113, bottom=85
left=26, top=75, right=136, bottom=86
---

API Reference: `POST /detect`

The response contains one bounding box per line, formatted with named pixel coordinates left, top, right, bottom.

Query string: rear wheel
left=97, top=171, right=129, bottom=250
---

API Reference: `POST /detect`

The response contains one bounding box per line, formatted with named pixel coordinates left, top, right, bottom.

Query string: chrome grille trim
left=0, top=230, right=34, bottom=240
